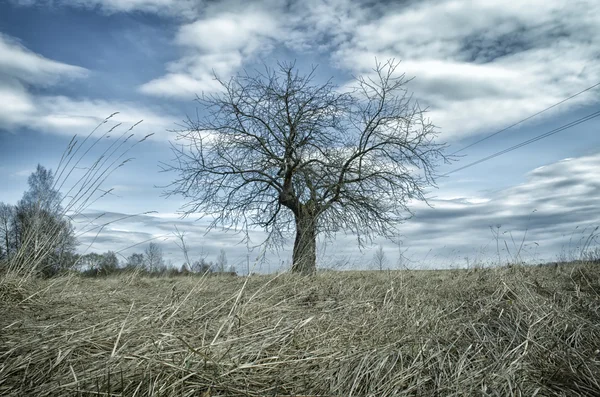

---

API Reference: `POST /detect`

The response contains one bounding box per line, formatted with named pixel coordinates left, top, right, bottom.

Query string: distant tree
left=79, top=252, right=103, bottom=275
left=79, top=252, right=119, bottom=276
left=191, top=258, right=213, bottom=274
left=21, top=165, right=62, bottom=212
left=166, top=265, right=180, bottom=277
left=216, top=248, right=228, bottom=273
left=20, top=208, right=77, bottom=277
left=0, top=203, right=15, bottom=258
left=14, top=165, right=77, bottom=277
left=125, top=252, right=145, bottom=270
left=164, top=60, right=447, bottom=274
left=372, top=245, right=387, bottom=271
left=166, top=259, right=175, bottom=269
left=144, top=242, right=164, bottom=273
left=59, top=251, right=80, bottom=273
left=99, top=251, right=119, bottom=274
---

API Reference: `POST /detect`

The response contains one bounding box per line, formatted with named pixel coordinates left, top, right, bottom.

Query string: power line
left=442, top=109, right=600, bottom=176
left=450, top=81, right=600, bottom=155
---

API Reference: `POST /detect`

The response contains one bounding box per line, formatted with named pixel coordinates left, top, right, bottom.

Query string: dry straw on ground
left=1, top=263, right=600, bottom=396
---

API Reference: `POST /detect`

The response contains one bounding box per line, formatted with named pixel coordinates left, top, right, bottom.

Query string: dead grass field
left=1, top=263, right=600, bottom=396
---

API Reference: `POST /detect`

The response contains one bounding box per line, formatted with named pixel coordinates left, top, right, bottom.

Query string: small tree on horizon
left=216, top=248, right=228, bottom=273
left=79, top=252, right=103, bottom=274
left=372, top=245, right=388, bottom=271
left=164, top=60, right=447, bottom=274
left=13, top=165, right=77, bottom=277
left=191, top=258, right=213, bottom=274
left=100, top=251, right=119, bottom=274
left=144, top=242, right=164, bottom=273
left=125, top=252, right=145, bottom=270
left=0, top=203, right=16, bottom=259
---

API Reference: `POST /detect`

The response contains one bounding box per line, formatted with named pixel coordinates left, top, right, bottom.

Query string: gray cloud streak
left=73, top=152, right=600, bottom=271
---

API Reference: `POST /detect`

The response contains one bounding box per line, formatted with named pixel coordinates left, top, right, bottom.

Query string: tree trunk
left=3, top=227, right=9, bottom=258
left=291, top=209, right=317, bottom=275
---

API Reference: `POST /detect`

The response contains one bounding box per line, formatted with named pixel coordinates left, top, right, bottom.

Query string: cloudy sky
left=1, top=0, right=599, bottom=272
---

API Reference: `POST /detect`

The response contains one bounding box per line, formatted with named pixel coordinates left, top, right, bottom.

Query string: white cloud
left=0, top=33, right=87, bottom=85
left=9, top=0, right=201, bottom=18
left=16, top=0, right=599, bottom=141
left=175, top=12, right=277, bottom=53
left=341, top=0, right=578, bottom=62
left=284, top=0, right=371, bottom=52
left=0, top=80, right=177, bottom=142
left=0, top=90, right=179, bottom=140
left=0, top=33, right=178, bottom=140
left=0, top=80, right=36, bottom=126
left=35, top=95, right=177, bottom=137
left=139, top=55, right=240, bottom=98
left=139, top=9, right=281, bottom=98
left=140, top=0, right=600, bottom=139
left=395, top=151, right=600, bottom=266
left=327, top=0, right=600, bottom=141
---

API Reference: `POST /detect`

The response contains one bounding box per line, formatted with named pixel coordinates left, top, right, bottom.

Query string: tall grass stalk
left=1, top=113, right=153, bottom=285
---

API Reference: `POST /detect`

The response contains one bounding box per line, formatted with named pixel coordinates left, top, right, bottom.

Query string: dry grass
left=1, top=263, right=600, bottom=396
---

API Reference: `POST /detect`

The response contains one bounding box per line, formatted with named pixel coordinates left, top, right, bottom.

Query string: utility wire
left=450, top=81, right=600, bottom=155
left=442, top=109, right=600, bottom=176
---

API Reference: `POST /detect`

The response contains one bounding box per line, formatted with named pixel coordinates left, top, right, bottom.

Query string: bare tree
left=216, top=248, right=228, bottom=273
left=144, top=242, right=164, bottom=273
left=372, top=245, right=387, bottom=271
left=100, top=251, right=119, bottom=274
left=21, top=164, right=62, bottom=213
left=125, top=252, right=145, bottom=270
left=79, top=252, right=103, bottom=274
left=191, top=258, right=213, bottom=274
left=14, top=165, right=77, bottom=277
left=0, top=202, right=15, bottom=258
left=164, top=60, right=447, bottom=274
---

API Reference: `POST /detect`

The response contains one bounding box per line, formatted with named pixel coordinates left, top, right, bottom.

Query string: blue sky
left=1, top=0, right=599, bottom=272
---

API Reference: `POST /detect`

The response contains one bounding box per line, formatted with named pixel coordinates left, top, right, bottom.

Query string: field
left=1, top=263, right=600, bottom=396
